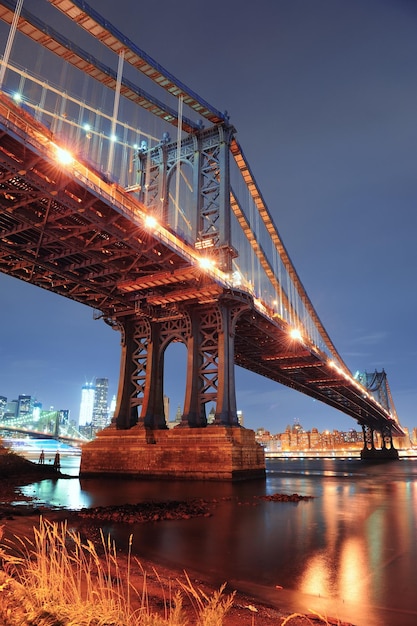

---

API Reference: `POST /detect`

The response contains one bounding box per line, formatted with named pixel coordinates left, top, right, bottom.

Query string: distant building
left=59, top=409, right=70, bottom=425
left=206, top=407, right=243, bottom=425
left=208, top=406, right=215, bottom=424
left=4, top=400, right=18, bottom=419
left=298, top=430, right=310, bottom=449
left=79, top=382, right=95, bottom=427
left=0, top=396, right=6, bottom=419
left=310, top=427, right=320, bottom=448
left=33, top=401, right=42, bottom=422
left=256, top=428, right=272, bottom=447
left=92, top=378, right=109, bottom=431
left=18, top=394, right=32, bottom=419
left=168, top=404, right=182, bottom=429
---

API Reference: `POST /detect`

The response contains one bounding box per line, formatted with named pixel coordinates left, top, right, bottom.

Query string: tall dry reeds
left=0, top=518, right=235, bottom=625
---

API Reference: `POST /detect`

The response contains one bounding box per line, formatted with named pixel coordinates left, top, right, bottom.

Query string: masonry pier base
left=360, top=446, right=399, bottom=461
left=360, top=423, right=399, bottom=460
left=80, top=426, right=266, bottom=481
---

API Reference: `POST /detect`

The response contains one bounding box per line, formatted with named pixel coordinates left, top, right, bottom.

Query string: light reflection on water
left=14, top=446, right=417, bottom=626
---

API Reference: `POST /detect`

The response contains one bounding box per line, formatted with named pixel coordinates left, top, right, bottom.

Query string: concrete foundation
left=80, top=425, right=266, bottom=481
left=360, top=446, right=399, bottom=460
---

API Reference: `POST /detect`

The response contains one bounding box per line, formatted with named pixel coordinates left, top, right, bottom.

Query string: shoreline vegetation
left=0, top=445, right=354, bottom=625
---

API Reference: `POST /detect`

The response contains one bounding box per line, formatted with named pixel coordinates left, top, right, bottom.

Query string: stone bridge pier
left=80, top=296, right=265, bottom=480
left=360, top=423, right=399, bottom=460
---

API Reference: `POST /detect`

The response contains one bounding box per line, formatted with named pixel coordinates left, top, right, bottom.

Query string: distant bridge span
left=0, top=0, right=404, bottom=475
left=0, top=424, right=86, bottom=446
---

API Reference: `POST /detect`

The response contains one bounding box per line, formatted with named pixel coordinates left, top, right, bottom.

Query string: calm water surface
left=13, top=443, right=417, bottom=626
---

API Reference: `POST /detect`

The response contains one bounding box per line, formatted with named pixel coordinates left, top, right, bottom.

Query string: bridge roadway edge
left=79, top=425, right=266, bottom=481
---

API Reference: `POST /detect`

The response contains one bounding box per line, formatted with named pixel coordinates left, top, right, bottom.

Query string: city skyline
left=0, top=0, right=416, bottom=435
left=2, top=383, right=397, bottom=441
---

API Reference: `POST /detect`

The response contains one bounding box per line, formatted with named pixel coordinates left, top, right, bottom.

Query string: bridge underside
left=0, top=93, right=401, bottom=476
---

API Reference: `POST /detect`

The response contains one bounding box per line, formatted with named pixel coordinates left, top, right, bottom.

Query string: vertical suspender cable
left=121, top=124, right=129, bottom=186
left=0, top=0, right=24, bottom=89
left=107, top=49, right=125, bottom=177
left=174, top=94, right=183, bottom=232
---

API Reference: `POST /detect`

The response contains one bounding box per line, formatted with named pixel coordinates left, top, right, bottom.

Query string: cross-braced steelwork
left=0, top=0, right=404, bottom=469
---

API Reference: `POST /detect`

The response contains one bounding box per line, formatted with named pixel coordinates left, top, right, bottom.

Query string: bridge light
left=289, top=328, right=302, bottom=341
left=199, top=257, right=215, bottom=270
left=83, top=123, right=92, bottom=139
left=144, top=215, right=158, bottom=229
left=13, top=92, right=22, bottom=102
left=55, top=146, right=74, bottom=166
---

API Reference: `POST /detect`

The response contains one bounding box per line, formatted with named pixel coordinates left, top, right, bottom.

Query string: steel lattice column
left=212, top=301, right=240, bottom=425
left=181, top=305, right=213, bottom=427
left=112, top=297, right=248, bottom=430
left=362, top=423, right=375, bottom=451
left=380, top=422, right=396, bottom=451
left=112, top=316, right=150, bottom=429
left=182, top=299, right=248, bottom=427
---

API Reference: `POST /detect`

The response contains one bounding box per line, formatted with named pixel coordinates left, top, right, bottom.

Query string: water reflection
left=13, top=450, right=417, bottom=626
left=24, top=478, right=92, bottom=510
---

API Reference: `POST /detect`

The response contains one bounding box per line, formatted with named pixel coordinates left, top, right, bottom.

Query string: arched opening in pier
left=163, top=340, right=187, bottom=425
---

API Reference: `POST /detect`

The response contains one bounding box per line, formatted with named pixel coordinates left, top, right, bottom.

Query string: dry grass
left=0, top=519, right=352, bottom=625
left=0, top=518, right=236, bottom=625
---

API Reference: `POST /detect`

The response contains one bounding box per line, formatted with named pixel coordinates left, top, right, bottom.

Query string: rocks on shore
left=256, top=493, right=314, bottom=502
left=78, top=499, right=212, bottom=523
left=77, top=493, right=313, bottom=525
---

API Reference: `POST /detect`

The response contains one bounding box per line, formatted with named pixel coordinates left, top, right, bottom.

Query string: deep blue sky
left=1, top=0, right=416, bottom=435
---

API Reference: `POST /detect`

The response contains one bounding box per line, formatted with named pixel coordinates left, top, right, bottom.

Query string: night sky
left=0, top=0, right=416, bottom=435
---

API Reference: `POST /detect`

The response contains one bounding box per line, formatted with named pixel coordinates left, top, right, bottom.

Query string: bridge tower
left=80, top=122, right=265, bottom=480
left=357, top=370, right=400, bottom=460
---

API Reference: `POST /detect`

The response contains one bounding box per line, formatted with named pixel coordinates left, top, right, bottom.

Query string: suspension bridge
left=0, top=0, right=404, bottom=478
left=0, top=415, right=88, bottom=446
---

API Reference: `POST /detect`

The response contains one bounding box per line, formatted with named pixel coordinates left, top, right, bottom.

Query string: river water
left=8, top=440, right=417, bottom=626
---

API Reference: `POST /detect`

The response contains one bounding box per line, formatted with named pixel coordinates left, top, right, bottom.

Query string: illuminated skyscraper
left=0, top=396, right=6, bottom=419
left=92, top=378, right=109, bottom=431
left=33, top=401, right=42, bottom=422
left=18, top=394, right=32, bottom=419
left=79, top=382, right=95, bottom=427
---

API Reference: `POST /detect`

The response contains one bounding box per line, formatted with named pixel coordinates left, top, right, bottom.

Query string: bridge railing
left=0, top=59, right=162, bottom=187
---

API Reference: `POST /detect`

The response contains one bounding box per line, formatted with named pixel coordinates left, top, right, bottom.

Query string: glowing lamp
left=289, top=328, right=302, bottom=341
left=144, top=215, right=158, bottom=229
left=55, top=147, right=74, bottom=166
left=199, top=257, right=215, bottom=270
